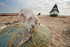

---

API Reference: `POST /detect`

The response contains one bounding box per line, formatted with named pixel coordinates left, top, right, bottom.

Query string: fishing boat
left=49, top=4, right=59, bottom=17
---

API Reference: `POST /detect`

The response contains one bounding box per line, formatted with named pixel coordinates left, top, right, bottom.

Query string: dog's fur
left=19, top=8, right=40, bottom=32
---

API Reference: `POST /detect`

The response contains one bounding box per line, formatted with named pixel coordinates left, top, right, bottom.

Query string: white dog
left=19, top=8, right=40, bottom=32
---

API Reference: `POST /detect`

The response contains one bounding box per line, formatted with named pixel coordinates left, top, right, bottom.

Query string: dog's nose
left=39, top=23, right=40, bottom=25
left=31, top=25, right=34, bottom=28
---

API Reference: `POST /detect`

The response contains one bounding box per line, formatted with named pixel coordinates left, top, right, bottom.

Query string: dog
left=19, top=8, right=40, bottom=32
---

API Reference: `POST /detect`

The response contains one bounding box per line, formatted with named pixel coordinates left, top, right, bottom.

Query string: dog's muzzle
left=31, top=25, right=34, bottom=28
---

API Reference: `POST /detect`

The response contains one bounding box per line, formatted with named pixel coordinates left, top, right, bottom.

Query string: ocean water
left=0, top=13, right=7, bottom=14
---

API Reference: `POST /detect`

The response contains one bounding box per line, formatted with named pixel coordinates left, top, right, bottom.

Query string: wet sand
left=0, top=15, right=70, bottom=47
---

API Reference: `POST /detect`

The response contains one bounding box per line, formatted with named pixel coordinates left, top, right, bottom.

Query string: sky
left=0, top=0, right=70, bottom=15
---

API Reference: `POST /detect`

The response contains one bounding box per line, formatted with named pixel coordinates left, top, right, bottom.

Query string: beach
left=0, top=14, right=70, bottom=47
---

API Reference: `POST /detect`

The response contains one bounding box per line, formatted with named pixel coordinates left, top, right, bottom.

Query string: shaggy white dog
left=19, top=8, right=40, bottom=32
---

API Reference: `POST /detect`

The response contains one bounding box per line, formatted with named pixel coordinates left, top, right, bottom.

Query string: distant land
left=0, top=13, right=19, bottom=16
left=0, top=13, right=70, bottom=16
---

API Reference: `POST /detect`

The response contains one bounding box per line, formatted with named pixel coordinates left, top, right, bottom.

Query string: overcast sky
left=0, top=0, right=70, bottom=15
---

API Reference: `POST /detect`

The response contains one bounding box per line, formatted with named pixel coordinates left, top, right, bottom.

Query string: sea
left=0, top=13, right=7, bottom=14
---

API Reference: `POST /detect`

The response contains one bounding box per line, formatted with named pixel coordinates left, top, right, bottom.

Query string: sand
left=0, top=15, right=70, bottom=47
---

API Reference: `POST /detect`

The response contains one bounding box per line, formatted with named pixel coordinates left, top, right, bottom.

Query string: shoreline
left=0, top=13, right=70, bottom=16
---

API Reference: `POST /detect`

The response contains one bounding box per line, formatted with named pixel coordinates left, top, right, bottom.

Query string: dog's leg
left=22, top=14, right=25, bottom=24
left=23, top=18, right=25, bottom=24
left=31, top=14, right=35, bottom=27
left=26, top=18, right=30, bottom=32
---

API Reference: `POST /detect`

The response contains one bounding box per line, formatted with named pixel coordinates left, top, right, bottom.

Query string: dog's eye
left=35, top=21, right=37, bottom=24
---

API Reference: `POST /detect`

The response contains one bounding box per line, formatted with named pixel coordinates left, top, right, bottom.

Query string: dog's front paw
left=19, top=24, right=21, bottom=26
left=29, top=28, right=34, bottom=34
left=28, top=29, right=30, bottom=32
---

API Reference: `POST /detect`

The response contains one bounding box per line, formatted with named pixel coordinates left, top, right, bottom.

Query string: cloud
left=14, top=0, right=70, bottom=14
left=65, top=0, right=70, bottom=9
left=0, top=0, right=70, bottom=15
left=0, top=2, right=20, bottom=13
left=0, top=2, right=7, bottom=7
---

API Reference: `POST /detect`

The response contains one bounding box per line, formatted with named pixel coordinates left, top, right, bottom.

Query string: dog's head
left=35, top=19, right=40, bottom=25
left=31, top=18, right=40, bottom=28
